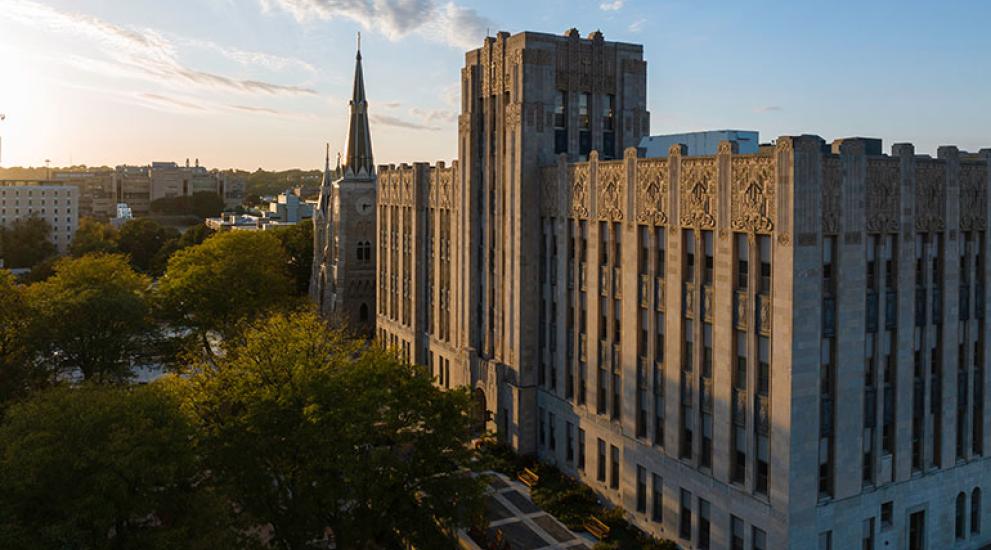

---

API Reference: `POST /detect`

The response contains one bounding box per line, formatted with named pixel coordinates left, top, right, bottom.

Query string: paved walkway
left=463, top=471, right=594, bottom=550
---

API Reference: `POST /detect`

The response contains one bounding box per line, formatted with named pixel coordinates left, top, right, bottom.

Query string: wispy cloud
left=409, top=107, right=456, bottom=125
left=629, top=17, right=647, bottom=33
left=260, top=0, right=494, bottom=49
left=754, top=105, right=783, bottom=113
left=371, top=113, right=440, bottom=131
left=139, top=92, right=206, bottom=112
left=600, top=0, right=624, bottom=11
left=2, top=0, right=316, bottom=96
left=179, top=37, right=316, bottom=73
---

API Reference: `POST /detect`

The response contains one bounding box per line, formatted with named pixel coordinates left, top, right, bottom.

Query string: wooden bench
left=517, top=467, right=539, bottom=488
left=583, top=515, right=611, bottom=540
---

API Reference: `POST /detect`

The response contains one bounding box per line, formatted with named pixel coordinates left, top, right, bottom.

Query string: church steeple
left=344, top=34, right=374, bottom=178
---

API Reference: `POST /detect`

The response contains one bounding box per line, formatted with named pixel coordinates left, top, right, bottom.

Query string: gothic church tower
left=310, top=43, right=376, bottom=335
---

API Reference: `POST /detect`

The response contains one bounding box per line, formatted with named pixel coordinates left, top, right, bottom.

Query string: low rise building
left=52, top=168, right=116, bottom=219
left=639, top=130, right=759, bottom=158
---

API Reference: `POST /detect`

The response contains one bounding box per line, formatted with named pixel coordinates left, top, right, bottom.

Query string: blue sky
left=0, top=0, right=988, bottom=170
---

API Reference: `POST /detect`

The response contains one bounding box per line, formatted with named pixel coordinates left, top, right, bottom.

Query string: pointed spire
left=324, top=142, right=330, bottom=172
left=344, top=33, right=373, bottom=178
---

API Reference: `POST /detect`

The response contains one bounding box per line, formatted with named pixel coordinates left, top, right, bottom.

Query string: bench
left=583, top=515, right=611, bottom=540
left=517, top=467, right=539, bottom=488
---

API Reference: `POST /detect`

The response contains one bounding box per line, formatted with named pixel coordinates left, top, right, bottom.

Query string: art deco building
left=370, top=29, right=991, bottom=549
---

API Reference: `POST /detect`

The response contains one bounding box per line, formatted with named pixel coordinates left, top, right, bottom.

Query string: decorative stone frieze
left=730, top=157, right=776, bottom=234
left=915, top=161, right=946, bottom=232
left=635, top=159, right=668, bottom=225
left=822, top=158, right=842, bottom=235
left=571, top=164, right=590, bottom=219
left=597, top=161, right=624, bottom=221
left=960, top=163, right=988, bottom=231
left=866, top=160, right=900, bottom=234
left=680, top=159, right=717, bottom=229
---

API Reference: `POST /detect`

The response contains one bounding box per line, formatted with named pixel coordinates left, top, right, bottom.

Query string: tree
left=118, top=218, right=178, bottom=274
left=27, top=254, right=151, bottom=383
left=0, top=384, right=241, bottom=549
left=172, top=311, right=484, bottom=549
left=69, top=217, right=120, bottom=257
left=0, top=216, right=56, bottom=269
left=271, top=222, right=313, bottom=295
left=0, top=270, right=38, bottom=412
left=155, top=231, right=294, bottom=343
left=177, top=223, right=215, bottom=249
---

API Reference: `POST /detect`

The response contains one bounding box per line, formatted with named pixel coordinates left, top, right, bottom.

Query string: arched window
left=363, top=241, right=372, bottom=263
left=957, top=492, right=967, bottom=539
left=973, top=488, right=982, bottom=535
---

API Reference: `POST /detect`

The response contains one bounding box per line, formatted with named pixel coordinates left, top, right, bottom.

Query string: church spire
left=344, top=33, right=373, bottom=178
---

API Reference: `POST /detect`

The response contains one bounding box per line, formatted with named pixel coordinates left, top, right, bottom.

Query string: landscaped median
left=473, top=438, right=677, bottom=550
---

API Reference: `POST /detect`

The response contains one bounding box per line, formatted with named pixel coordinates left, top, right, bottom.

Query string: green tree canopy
left=170, top=311, right=484, bottom=549
left=0, top=270, right=38, bottom=412
left=69, top=217, right=120, bottom=257
left=155, top=231, right=294, bottom=342
left=0, top=384, right=240, bottom=550
left=270, top=222, right=313, bottom=296
left=0, top=216, right=56, bottom=269
left=119, top=218, right=179, bottom=274
left=27, top=254, right=151, bottom=383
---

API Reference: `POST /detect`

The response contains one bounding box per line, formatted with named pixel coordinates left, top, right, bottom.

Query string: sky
left=0, top=0, right=989, bottom=171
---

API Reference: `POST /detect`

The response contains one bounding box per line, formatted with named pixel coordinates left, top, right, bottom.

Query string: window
left=679, top=489, right=692, bottom=540
left=881, top=501, right=893, bottom=530
left=548, top=412, right=556, bottom=451
left=597, top=438, right=606, bottom=482
left=610, top=445, right=620, bottom=489
left=698, top=498, right=710, bottom=549
left=578, top=93, right=591, bottom=159
left=602, top=94, right=616, bottom=159
left=684, top=230, right=695, bottom=282
left=731, top=516, right=744, bottom=550
left=651, top=474, right=662, bottom=522
left=736, top=234, right=749, bottom=289
left=818, top=531, right=832, bottom=550
left=539, top=407, right=546, bottom=447
left=703, top=230, right=714, bottom=285
left=759, top=235, right=772, bottom=293
left=957, top=492, right=967, bottom=539
left=753, top=527, right=767, bottom=550
left=862, top=517, right=875, bottom=550
left=636, top=465, right=647, bottom=513
left=973, top=488, right=982, bottom=535
left=566, top=422, right=574, bottom=463
left=554, top=90, right=567, bottom=155
left=578, top=428, right=586, bottom=470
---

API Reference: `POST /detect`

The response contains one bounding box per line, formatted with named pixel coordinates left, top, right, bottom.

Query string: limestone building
left=310, top=46, right=377, bottom=335
left=372, top=29, right=991, bottom=549
left=0, top=180, right=79, bottom=255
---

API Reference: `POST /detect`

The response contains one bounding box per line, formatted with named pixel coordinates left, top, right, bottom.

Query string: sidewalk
left=461, top=471, right=596, bottom=550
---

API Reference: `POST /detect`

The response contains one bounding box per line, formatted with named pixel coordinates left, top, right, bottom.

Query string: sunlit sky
left=0, top=0, right=989, bottom=171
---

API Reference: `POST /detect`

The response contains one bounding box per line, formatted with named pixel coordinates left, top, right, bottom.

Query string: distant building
left=0, top=180, right=79, bottom=254
left=149, top=159, right=245, bottom=208
left=52, top=168, right=116, bottom=219
left=267, top=190, right=313, bottom=223
left=114, top=165, right=153, bottom=215
left=110, top=203, right=133, bottom=228
left=639, top=130, right=759, bottom=157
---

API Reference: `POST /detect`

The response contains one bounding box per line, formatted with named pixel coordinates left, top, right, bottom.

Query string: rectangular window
left=818, top=531, right=832, bottom=550
left=597, top=438, right=606, bottom=482
left=703, top=230, right=714, bottom=285
left=684, top=230, right=696, bottom=282
left=863, top=517, right=876, bottom=550
left=731, top=516, right=745, bottom=550
left=636, top=465, right=647, bottom=513
left=554, top=90, right=567, bottom=155
left=698, top=498, right=711, bottom=549
left=578, top=429, right=586, bottom=471
left=656, top=227, right=666, bottom=276
left=679, top=489, right=692, bottom=541
left=578, top=93, right=591, bottom=159
left=736, top=234, right=749, bottom=289
left=759, top=235, right=772, bottom=293
left=610, top=445, right=620, bottom=489
left=548, top=412, right=556, bottom=451
left=753, top=527, right=767, bottom=550
left=651, top=474, right=663, bottom=522
left=566, top=422, right=574, bottom=463
left=602, top=94, right=616, bottom=159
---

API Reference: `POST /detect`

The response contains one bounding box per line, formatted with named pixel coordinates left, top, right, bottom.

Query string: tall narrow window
left=957, top=492, right=967, bottom=539
left=698, top=498, right=711, bottom=549
left=554, top=90, right=567, bottom=155
left=597, top=438, right=606, bottom=482
left=578, top=93, right=591, bottom=159
left=651, top=474, right=663, bottom=522
left=578, top=429, right=586, bottom=471
left=610, top=445, right=620, bottom=489
left=601, top=94, right=616, bottom=158
left=731, top=516, right=745, bottom=550
left=972, top=488, right=982, bottom=535
left=636, top=465, right=647, bottom=513
left=679, top=489, right=692, bottom=541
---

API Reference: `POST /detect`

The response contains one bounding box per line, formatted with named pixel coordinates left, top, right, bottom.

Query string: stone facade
left=373, top=29, right=991, bottom=550
left=311, top=48, right=377, bottom=335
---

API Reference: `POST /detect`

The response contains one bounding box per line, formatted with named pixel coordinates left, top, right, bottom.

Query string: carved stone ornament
left=915, top=162, right=946, bottom=232
left=506, top=103, right=523, bottom=128
left=822, top=158, right=842, bottom=235
left=401, top=171, right=413, bottom=204
left=438, top=169, right=453, bottom=209
left=598, top=162, right=624, bottom=221
left=866, top=160, right=899, bottom=234
left=571, top=164, right=590, bottom=219
left=680, top=159, right=717, bottom=228
left=960, top=163, right=988, bottom=231
left=730, top=157, right=776, bottom=233
left=636, top=160, right=668, bottom=225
